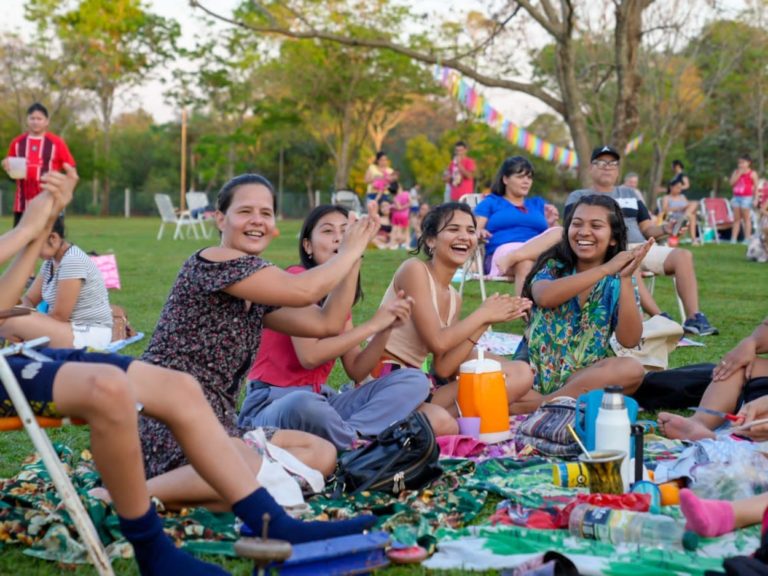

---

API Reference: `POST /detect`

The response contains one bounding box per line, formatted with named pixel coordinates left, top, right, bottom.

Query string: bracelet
left=467, top=337, right=478, bottom=346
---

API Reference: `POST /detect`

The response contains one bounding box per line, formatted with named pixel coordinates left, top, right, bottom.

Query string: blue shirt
left=474, top=195, right=549, bottom=255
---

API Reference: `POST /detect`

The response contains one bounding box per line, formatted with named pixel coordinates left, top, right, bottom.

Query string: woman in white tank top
left=378, top=203, right=534, bottom=435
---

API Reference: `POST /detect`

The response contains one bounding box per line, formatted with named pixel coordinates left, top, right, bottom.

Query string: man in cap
left=565, top=145, right=717, bottom=336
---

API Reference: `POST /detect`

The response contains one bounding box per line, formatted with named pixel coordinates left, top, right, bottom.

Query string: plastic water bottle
left=595, top=386, right=631, bottom=491
left=568, top=504, right=698, bottom=551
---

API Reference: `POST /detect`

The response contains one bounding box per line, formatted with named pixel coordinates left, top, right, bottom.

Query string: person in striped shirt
left=2, top=103, right=76, bottom=226
left=0, top=216, right=113, bottom=349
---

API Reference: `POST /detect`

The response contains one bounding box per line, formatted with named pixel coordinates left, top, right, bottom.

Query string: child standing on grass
left=390, top=183, right=411, bottom=249
left=513, top=194, right=650, bottom=413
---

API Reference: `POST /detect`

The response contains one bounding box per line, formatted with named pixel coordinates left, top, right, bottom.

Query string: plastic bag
left=691, top=439, right=768, bottom=501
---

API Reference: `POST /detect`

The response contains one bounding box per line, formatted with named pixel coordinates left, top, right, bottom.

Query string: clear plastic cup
left=7, top=157, right=26, bottom=179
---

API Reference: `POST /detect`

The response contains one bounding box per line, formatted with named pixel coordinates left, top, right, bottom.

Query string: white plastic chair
left=186, top=191, right=214, bottom=239
left=154, top=194, right=199, bottom=240
left=457, top=193, right=490, bottom=301
left=331, top=191, right=363, bottom=215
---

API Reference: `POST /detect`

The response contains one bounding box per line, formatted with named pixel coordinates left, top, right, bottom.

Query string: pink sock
left=679, top=488, right=735, bottom=537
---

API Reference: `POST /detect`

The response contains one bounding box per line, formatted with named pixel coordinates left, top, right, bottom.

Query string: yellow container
left=552, top=462, right=590, bottom=488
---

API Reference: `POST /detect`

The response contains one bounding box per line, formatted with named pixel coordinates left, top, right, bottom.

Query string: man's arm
left=459, top=157, right=476, bottom=179
left=637, top=200, right=672, bottom=239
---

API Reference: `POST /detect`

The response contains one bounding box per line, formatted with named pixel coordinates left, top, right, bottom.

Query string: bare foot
left=88, top=486, right=112, bottom=504
left=658, top=412, right=716, bottom=441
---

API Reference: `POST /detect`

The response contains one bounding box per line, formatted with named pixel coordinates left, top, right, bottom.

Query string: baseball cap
left=591, top=145, right=621, bottom=162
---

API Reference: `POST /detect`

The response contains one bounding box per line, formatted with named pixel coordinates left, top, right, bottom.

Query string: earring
left=307, top=253, right=313, bottom=260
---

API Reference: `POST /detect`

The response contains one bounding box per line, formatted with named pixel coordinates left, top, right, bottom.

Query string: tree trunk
left=306, top=177, right=316, bottom=209
left=98, top=90, right=114, bottom=216
left=757, top=80, right=765, bottom=174
left=227, top=142, right=235, bottom=181
left=649, top=142, right=667, bottom=210
left=553, top=9, right=592, bottom=186
left=611, top=0, right=648, bottom=152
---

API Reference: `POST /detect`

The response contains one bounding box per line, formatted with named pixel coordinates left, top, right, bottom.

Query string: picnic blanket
left=0, top=435, right=762, bottom=573
left=0, top=444, right=238, bottom=563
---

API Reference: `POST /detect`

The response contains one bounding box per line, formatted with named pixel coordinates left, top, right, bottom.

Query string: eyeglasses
left=592, top=160, right=619, bottom=169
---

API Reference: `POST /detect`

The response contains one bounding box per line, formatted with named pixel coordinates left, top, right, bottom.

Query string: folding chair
left=186, top=191, right=215, bottom=239
left=700, top=197, right=734, bottom=244
left=154, top=194, right=200, bottom=240
left=0, top=337, right=114, bottom=576
left=331, top=191, right=363, bottom=216
left=457, top=193, right=489, bottom=301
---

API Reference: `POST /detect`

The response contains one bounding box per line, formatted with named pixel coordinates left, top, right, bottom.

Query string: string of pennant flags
left=434, top=65, right=643, bottom=169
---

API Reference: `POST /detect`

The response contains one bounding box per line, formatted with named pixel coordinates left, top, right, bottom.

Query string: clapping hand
left=372, top=290, right=414, bottom=331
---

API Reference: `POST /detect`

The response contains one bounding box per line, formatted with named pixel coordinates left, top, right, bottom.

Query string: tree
left=190, top=0, right=658, bottom=184
left=258, top=32, right=435, bottom=190
left=26, top=0, right=179, bottom=214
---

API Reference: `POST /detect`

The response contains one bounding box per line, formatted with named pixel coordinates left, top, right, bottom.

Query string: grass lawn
left=0, top=215, right=764, bottom=575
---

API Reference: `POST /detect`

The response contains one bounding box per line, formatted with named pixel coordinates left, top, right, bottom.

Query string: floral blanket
left=0, top=436, right=762, bottom=574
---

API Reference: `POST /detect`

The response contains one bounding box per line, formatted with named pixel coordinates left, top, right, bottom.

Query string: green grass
left=0, top=216, right=763, bottom=575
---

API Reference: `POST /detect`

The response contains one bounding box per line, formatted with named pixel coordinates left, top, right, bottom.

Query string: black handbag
left=331, top=412, right=442, bottom=495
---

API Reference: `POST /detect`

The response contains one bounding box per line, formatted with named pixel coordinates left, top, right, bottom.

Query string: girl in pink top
left=390, top=185, right=411, bottom=248
left=238, top=204, right=430, bottom=449
left=730, top=154, right=759, bottom=242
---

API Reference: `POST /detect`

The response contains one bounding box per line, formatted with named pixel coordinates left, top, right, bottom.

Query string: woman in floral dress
left=139, top=173, right=378, bottom=479
left=514, top=194, right=648, bottom=413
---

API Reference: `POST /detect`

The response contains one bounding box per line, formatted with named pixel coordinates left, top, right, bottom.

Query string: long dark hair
left=490, top=156, right=535, bottom=196
left=412, top=202, right=476, bottom=259
left=521, top=195, right=627, bottom=300
left=217, top=173, right=277, bottom=214
left=299, top=204, right=363, bottom=305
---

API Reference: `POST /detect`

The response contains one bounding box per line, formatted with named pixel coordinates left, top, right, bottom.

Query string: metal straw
left=566, top=424, right=592, bottom=461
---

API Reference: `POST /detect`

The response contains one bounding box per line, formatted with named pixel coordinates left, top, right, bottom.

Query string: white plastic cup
left=7, top=157, right=26, bottom=179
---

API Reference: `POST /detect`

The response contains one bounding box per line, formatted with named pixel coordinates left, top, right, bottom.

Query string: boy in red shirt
left=3, top=103, right=76, bottom=226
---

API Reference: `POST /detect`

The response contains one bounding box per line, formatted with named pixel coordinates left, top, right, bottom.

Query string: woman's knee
left=418, top=403, right=458, bottom=436
left=308, top=435, right=337, bottom=477
left=505, top=361, right=534, bottom=399
left=615, top=358, right=645, bottom=390
left=83, top=366, right=136, bottom=422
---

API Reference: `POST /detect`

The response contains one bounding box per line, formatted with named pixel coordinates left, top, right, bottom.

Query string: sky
left=2, top=0, right=546, bottom=126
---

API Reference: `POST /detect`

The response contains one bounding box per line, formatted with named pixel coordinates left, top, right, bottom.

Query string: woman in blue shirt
left=475, top=156, right=561, bottom=295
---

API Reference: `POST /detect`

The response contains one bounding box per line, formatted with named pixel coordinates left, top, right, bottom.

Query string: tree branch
left=190, top=0, right=566, bottom=115
left=515, top=0, right=563, bottom=39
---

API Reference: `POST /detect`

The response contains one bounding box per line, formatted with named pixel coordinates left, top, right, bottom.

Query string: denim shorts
left=732, top=196, right=754, bottom=209
left=0, top=348, right=134, bottom=418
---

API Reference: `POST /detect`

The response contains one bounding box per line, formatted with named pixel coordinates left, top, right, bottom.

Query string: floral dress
left=525, top=259, right=623, bottom=395
left=139, top=250, right=276, bottom=478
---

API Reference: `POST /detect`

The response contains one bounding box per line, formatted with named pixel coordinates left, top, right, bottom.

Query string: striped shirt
left=7, top=132, right=76, bottom=213
left=41, top=245, right=112, bottom=328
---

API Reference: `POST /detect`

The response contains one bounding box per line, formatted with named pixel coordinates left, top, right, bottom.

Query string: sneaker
left=683, top=312, right=719, bottom=336
left=659, top=311, right=674, bottom=321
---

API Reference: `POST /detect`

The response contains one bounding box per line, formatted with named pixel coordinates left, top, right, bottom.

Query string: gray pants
left=237, top=368, right=430, bottom=449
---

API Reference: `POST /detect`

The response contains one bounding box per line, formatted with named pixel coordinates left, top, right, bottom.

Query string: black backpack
left=331, top=412, right=442, bottom=495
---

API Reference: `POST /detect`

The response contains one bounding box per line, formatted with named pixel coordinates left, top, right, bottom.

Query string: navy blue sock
left=233, top=488, right=376, bottom=544
left=118, top=503, right=230, bottom=576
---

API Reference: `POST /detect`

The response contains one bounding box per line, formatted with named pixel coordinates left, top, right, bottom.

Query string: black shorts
left=0, top=348, right=135, bottom=418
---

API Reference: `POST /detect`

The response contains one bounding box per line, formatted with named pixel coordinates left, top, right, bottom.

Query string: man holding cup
left=3, top=103, right=76, bottom=226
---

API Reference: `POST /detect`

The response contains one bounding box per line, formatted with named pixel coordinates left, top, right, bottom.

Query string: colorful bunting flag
left=434, top=65, right=642, bottom=169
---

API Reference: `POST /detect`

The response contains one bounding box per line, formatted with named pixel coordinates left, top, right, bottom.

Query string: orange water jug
left=458, top=351, right=510, bottom=443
